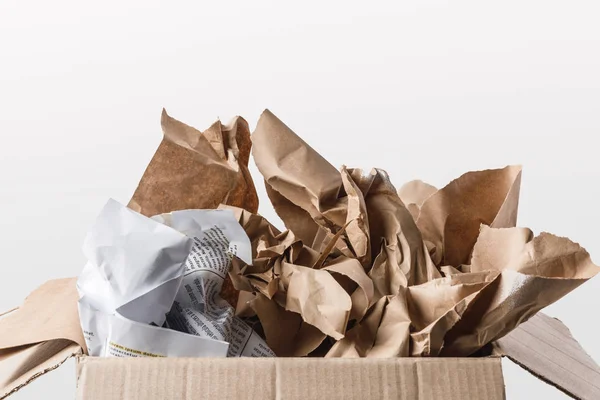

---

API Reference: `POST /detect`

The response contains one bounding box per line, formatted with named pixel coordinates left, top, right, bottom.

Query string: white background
left=1, top=0, right=599, bottom=398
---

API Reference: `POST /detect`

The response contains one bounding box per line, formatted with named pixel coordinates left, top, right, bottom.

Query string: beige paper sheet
left=234, top=110, right=599, bottom=358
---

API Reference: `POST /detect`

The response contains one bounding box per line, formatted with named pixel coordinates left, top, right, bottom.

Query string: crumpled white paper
left=155, top=209, right=275, bottom=357
left=76, top=199, right=274, bottom=358
left=77, top=199, right=229, bottom=357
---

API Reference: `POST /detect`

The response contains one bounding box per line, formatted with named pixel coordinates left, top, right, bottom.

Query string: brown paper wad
left=128, top=109, right=259, bottom=307
left=237, top=109, right=599, bottom=362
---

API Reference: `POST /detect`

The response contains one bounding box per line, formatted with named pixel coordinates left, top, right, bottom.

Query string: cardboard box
left=75, top=356, right=504, bottom=399
left=1, top=310, right=599, bottom=399
left=1, top=111, right=599, bottom=399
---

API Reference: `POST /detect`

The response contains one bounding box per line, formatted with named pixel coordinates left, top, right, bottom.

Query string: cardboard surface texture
left=495, top=313, right=600, bottom=399
left=0, top=340, right=81, bottom=398
left=75, top=356, right=504, bottom=400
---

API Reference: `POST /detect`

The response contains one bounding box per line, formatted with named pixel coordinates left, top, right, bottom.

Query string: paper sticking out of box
left=77, top=198, right=199, bottom=357
left=128, top=109, right=258, bottom=308
left=233, top=109, right=599, bottom=359
left=128, top=109, right=258, bottom=217
left=76, top=199, right=274, bottom=359
left=154, top=209, right=275, bottom=357
left=1, top=109, right=599, bottom=400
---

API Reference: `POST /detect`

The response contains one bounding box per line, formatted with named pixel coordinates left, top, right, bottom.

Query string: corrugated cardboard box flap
left=0, top=278, right=85, bottom=399
left=496, top=312, right=600, bottom=400
left=76, top=356, right=504, bottom=400
left=0, top=340, right=82, bottom=399
left=0, top=279, right=85, bottom=350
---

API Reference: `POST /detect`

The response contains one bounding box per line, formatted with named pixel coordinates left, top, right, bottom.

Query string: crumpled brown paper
left=415, top=165, right=522, bottom=266
left=226, top=109, right=598, bottom=358
left=398, top=180, right=437, bottom=220
left=252, top=110, right=439, bottom=284
left=440, top=225, right=599, bottom=356
left=222, top=205, right=374, bottom=356
left=128, top=109, right=259, bottom=307
left=129, top=109, right=258, bottom=216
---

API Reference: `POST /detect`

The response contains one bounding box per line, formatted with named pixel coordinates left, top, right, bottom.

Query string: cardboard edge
left=1, top=342, right=82, bottom=399
left=75, top=355, right=86, bottom=390
left=1, top=352, right=77, bottom=399
left=502, top=355, right=581, bottom=400
left=494, top=313, right=600, bottom=400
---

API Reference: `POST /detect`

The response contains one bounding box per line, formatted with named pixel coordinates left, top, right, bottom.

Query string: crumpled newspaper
left=77, top=199, right=273, bottom=358
left=154, top=209, right=275, bottom=357
left=77, top=199, right=230, bottom=358
left=222, top=109, right=599, bottom=357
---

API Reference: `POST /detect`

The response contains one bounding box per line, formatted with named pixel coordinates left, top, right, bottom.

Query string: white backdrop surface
left=1, top=1, right=599, bottom=398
